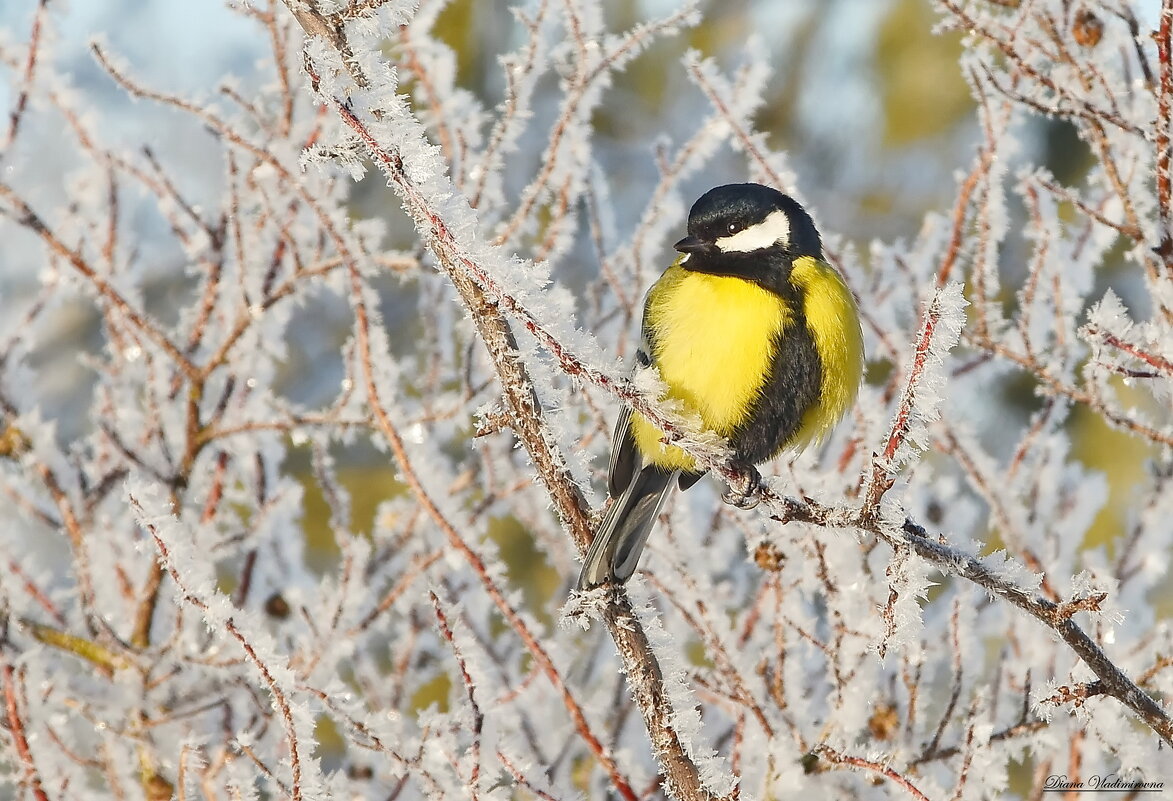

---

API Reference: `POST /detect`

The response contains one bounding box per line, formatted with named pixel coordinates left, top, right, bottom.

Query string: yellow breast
left=631, top=265, right=790, bottom=471
left=629, top=257, right=864, bottom=471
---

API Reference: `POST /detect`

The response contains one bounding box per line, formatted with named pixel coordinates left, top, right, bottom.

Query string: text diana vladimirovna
left=1043, top=774, right=1165, bottom=793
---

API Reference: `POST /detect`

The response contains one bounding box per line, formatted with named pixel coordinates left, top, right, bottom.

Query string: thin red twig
left=2, top=660, right=51, bottom=801
left=815, top=745, right=931, bottom=801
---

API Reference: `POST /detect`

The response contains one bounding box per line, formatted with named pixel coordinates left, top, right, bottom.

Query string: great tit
left=577, top=183, right=865, bottom=589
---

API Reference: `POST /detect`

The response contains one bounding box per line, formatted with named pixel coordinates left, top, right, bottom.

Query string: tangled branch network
left=0, top=1, right=1170, bottom=800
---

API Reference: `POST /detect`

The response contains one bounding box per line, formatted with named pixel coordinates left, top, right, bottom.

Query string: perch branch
left=283, top=4, right=728, bottom=799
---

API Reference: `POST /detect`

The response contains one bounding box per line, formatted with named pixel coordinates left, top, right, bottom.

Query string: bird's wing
left=607, top=402, right=636, bottom=497
left=609, top=296, right=658, bottom=497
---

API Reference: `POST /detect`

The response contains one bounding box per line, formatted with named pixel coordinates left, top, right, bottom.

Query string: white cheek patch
left=714, top=209, right=791, bottom=253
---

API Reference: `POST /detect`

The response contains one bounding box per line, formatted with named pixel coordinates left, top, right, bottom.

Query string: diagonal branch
left=282, top=5, right=731, bottom=798
left=346, top=260, right=643, bottom=801
left=1153, top=0, right=1172, bottom=269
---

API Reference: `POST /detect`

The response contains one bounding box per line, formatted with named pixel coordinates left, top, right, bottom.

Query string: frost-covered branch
left=279, top=4, right=740, bottom=799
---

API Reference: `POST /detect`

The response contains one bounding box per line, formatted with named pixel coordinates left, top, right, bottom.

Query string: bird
left=577, top=183, right=864, bottom=590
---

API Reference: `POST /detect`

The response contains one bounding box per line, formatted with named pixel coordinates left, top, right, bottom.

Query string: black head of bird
left=673, top=183, right=822, bottom=292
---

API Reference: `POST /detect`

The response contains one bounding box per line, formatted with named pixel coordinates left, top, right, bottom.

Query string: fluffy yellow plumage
left=630, top=255, right=863, bottom=471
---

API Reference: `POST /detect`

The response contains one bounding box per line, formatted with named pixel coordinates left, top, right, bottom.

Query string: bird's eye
left=727, top=222, right=741, bottom=234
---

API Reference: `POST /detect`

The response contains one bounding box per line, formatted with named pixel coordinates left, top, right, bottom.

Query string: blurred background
left=3, top=3, right=1171, bottom=788
left=0, top=0, right=1164, bottom=584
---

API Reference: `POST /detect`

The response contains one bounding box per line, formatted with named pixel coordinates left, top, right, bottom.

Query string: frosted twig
left=1082, top=325, right=1173, bottom=378
left=644, top=571, right=774, bottom=740
left=493, top=4, right=699, bottom=248
left=1040, top=681, right=1108, bottom=708
left=760, top=485, right=1173, bottom=747
left=0, top=183, right=200, bottom=381
left=685, top=56, right=790, bottom=195
left=861, top=285, right=963, bottom=516
left=968, top=330, right=1173, bottom=447
left=28, top=461, right=103, bottom=635
left=430, top=592, right=484, bottom=800
left=466, top=0, right=551, bottom=210
left=1, top=659, right=51, bottom=801
left=940, top=1, right=1146, bottom=137
left=497, top=749, right=565, bottom=801
left=347, top=551, right=444, bottom=636
left=922, top=600, right=964, bottom=762
left=396, top=16, right=456, bottom=166
left=131, top=494, right=308, bottom=801
left=0, top=0, right=50, bottom=155
left=5, top=556, right=65, bottom=626
left=811, top=745, right=931, bottom=801
left=1033, top=174, right=1142, bottom=240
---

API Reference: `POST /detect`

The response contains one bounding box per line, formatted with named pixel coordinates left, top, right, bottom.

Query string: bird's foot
left=721, top=463, right=762, bottom=510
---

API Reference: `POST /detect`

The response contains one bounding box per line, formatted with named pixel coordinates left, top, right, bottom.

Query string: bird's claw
left=721, top=464, right=762, bottom=510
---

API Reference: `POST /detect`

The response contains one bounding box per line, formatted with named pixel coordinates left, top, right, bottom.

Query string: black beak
left=674, top=235, right=709, bottom=254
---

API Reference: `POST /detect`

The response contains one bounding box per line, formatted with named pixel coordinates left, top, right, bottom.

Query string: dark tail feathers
left=577, top=466, right=678, bottom=589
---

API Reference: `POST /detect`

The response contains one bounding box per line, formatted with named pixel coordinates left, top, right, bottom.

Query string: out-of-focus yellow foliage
left=434, top=0, right=481, bottom=89
left=1071, top=378, right=1159, bottom=550
left=313, top=715, right=347, bottom=763
left=298, top=459, right=407, bottom=570
left=876, top=0, right=974, bottom=146
left=411, top=672, right=454, bottom=714
left=489, top=515, right=562, bottom=626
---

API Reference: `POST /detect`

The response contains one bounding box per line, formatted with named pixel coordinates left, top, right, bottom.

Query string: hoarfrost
left=1, top=1, right=1170, bottom=800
